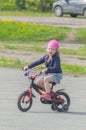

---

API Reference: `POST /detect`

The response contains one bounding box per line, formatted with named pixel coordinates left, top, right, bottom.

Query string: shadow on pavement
left=28, top=111, right=86, bottom=116
left=67, top=111, right=86, bottom=116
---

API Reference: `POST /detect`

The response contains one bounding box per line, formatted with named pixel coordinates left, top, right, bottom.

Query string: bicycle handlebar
left=23, top=69, right=42, bottom=79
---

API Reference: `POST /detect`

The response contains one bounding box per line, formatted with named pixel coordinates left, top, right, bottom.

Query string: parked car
left=52, top=0, right=86, bottom=17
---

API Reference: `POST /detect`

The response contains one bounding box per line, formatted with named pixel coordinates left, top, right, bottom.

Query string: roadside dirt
left=0, top=16, right=86, bottom=28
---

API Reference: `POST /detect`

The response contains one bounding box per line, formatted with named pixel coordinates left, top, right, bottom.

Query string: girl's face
left=47, top=46, right=57, bottom=56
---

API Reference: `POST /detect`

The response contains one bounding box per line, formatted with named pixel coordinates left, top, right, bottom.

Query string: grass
left=0, top=42, right=45, bottom=52
left=61, top=45, right=86, bottom=56
left=0, top=57, right=27, bottom=68
left=78, top=57, right=86, bottom=60
left=0, top=11, right=55, bottom=16
left=62, top=64, right=86, bottom=76
left=0, top=20, right=86, bottom=76
left=0, top=20, right=71, bottom=42
left=0, top=11, right=85, bottom=18
left=76, top=28, right=86, bottom=44
left=0, top=20, right=86, bottom=44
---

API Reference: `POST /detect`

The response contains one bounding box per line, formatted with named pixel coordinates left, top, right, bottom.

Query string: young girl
left=23, top=39, right=63, bottom=100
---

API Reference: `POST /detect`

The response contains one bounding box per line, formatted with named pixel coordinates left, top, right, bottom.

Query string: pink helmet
left=48, top=39, right=59, bottom=49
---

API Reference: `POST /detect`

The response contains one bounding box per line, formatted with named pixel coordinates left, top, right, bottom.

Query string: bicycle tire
left=17, top=91, right=32, bottom=112
left=52, top=91, right=70, bottom=112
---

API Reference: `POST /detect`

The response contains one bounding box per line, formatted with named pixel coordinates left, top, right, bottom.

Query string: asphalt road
left=0, top=67, right=86, bottom=130
left=0, top=16, right=86, bottom=28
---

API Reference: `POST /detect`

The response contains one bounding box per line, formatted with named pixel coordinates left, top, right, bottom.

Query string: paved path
left=0, top=16, right=86, bottom=28
left=0, top=68, right=86, bottom=130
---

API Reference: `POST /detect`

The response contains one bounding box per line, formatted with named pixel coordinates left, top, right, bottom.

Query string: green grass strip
left=61, top=45, right=86, bottom=56
left=62, top=64, right=86, bottom=75
left=0, top=57, right=27, bottom=68
left=0, top=20, right=71, bottom=42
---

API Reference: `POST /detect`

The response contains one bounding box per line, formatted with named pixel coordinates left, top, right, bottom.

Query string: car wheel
left=54, top=6, right=63, bottom=17
left=70, top=14, right=77, bottom=18
left=83, top=8, right=86, bottom=18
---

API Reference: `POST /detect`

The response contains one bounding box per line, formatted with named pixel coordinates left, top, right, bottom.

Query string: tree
left=15, top=0, right=55, bottom=12
left=15, top=0, right=26, bottom=10
left=38, top=0, right=55, bottom=12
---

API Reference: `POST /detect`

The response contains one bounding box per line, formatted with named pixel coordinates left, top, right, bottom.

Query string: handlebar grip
left=24, top=72, right=28, bottom=76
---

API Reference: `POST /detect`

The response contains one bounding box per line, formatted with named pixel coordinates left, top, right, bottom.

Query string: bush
left=15, top=0, right=26, bottom=10
left=0, top=0, right=17, bottom=11
left=0, top=0, right=56, bottom=12
left=27, top=0, right=55, bottom=12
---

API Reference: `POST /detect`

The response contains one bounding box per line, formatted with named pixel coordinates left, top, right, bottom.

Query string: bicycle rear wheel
left=51, top=91, right=70, bottom=112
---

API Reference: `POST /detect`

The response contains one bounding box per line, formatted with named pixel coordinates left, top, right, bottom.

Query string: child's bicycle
left=17, top=69, right=70, bottom=112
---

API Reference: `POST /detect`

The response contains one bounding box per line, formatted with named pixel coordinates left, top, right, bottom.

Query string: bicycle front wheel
left=17, top=91, right=32, bottom=112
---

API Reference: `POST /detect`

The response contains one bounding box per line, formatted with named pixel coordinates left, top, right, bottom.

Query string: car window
left=78, top=0, right=86, bottom=1
left=69, top=0, right=86, bottom=2
left=69, top=0, right=77, bottom=2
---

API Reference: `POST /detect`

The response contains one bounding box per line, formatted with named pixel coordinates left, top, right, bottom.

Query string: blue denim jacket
left=28, top=54, right=62, bottom=73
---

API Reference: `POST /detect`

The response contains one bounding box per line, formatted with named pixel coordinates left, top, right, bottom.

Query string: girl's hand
left=23, top=66, right=28, bottom=71
left=42, top=68, right=47, bottom=74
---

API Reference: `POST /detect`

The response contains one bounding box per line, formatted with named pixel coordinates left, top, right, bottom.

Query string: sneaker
left=41, top=93, right=51, bottom=100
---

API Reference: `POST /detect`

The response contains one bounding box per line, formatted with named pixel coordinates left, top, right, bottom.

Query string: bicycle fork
left=21, top=89, right=33, bottom=103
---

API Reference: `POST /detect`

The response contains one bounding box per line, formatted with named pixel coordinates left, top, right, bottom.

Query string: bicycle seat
left=50, top=82, right=56, bottom=86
